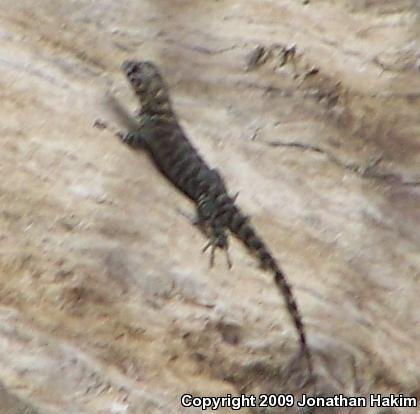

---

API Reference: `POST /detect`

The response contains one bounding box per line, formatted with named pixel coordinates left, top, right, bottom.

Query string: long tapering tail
left=227, top=203, right=313, bottom=374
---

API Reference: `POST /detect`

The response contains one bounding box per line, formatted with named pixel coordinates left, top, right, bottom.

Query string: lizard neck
left=140, top=108, right=177, bottom=123
left=140, top=98, right=174, bottom=118
left=138, top=80, right=176, bottom=120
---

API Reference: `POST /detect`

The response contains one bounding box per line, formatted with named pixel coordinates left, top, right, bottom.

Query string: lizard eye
left=122, top=60, right=136, bottom=74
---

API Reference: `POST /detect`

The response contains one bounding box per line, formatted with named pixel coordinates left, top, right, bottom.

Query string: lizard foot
left=117, top=131, right=145, bottom=147
left=202, top=239, right=233, bottom=269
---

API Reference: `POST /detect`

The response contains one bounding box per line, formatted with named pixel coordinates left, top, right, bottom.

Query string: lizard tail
left=227, top=204, right=313, bottom=375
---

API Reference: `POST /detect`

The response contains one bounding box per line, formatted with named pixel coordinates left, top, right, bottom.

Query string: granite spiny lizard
left=119, top=60, right=313, bottom=376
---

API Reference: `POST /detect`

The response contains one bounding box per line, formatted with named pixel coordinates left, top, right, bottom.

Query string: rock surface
left=0, top=0, right=419, bottom=413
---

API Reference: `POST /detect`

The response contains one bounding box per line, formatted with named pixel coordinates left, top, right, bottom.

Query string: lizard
left=118, top=60, right=313, bottom=376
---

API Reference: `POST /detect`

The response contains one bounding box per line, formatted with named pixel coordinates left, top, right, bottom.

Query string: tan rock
left=0, top=0, right=418, bottom=412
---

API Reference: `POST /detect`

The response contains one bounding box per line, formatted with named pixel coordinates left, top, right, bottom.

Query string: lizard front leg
left=117, top=130, right=146, bottom=148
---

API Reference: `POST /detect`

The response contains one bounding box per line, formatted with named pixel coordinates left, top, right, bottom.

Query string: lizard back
left=122, top=60, right=220, bottom=202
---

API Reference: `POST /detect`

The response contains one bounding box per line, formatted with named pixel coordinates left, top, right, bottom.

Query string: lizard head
left=122, top=60, right=171, bottom=114
left=122, top=60, right=159, bottom=86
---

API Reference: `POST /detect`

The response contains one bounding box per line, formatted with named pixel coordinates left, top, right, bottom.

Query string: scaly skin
left=120, top=60, right=313, bottom=376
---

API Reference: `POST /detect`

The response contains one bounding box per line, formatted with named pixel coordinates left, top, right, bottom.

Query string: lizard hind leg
left=202, top=239, right=217, bottom=268
left=219, top=232, right=233, bottom=269
left=224, top=245, right=233, bottom=269
left=201, top=235, right=232, bottom=269
left=196, top=191, right=233, bottom=269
